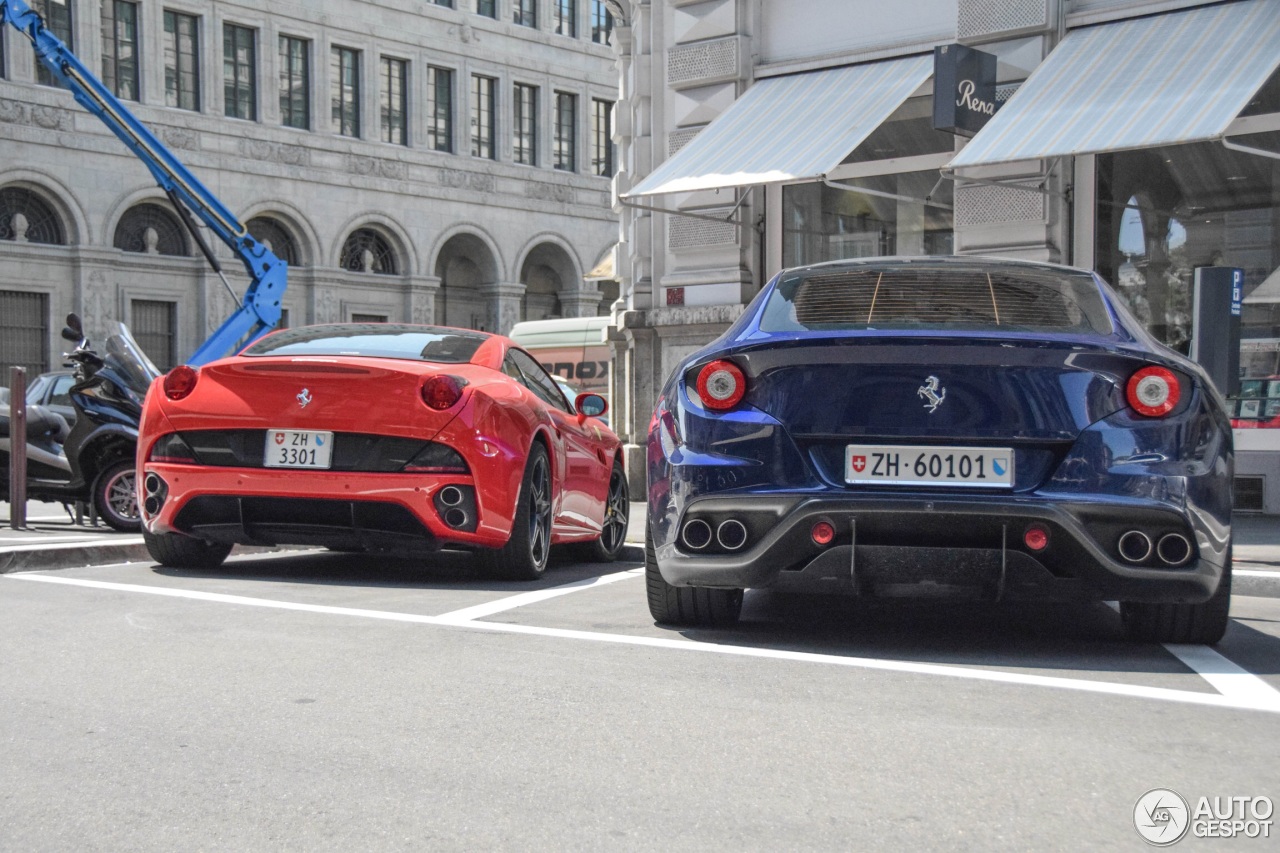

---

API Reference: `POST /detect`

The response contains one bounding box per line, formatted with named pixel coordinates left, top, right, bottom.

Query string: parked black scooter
left=1, top=314, right=160, bottom=530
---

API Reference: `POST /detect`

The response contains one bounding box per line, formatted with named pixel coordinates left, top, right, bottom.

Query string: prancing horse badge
left=917, top=375, right=945, bottom=413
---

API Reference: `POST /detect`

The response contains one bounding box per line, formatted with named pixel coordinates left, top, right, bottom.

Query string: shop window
left=841, top=97, right=954, bottom=164
left=1095, top=140, right=1280, bottom=426
left=782, top=172, right=953, bottom=268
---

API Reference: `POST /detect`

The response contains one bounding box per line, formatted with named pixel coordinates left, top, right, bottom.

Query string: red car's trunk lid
left=161, top=357, right=472, bottom=438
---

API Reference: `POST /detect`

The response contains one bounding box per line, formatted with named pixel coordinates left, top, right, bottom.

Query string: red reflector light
left=1126, top=366, right=1180, bottom=417
left=695, top=360, right=746, bottom=410
left=163, top=365, right=199, bottom=400
left=421, top=374, right=465, bottom=410
left=811, top=521, right=835, bottom=546
left=1024, top=526, right=1049, bottom=551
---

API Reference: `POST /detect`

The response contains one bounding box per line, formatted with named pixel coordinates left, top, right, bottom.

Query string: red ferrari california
left=136, top=323, right=629, bottom=578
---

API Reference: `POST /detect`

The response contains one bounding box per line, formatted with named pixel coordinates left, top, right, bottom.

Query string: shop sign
left=933, top=43, right=999, bottom=137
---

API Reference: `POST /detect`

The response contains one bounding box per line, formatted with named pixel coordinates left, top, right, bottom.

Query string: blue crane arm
left=1, top=0, right=286, bottom=365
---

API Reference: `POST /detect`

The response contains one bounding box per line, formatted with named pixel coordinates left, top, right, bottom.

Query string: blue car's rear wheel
left=1121, top=549, right=1231, bottom=645
left=645, top=524, right=742, bottom=627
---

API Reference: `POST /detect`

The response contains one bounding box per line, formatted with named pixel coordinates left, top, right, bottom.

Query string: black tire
left=479, top=442, right=553, bottom=580
left=574, top=460, right=630, bottom=563
left=143, top=529, right=232, bottom=569
left=1121, top=548, right=1232, bottom=645
left=93, top=459, right=141, bottom=532
left=645, top=523, right=742, bottom=627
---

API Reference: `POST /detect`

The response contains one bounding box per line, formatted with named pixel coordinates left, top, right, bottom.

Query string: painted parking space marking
left=0, top=536, right=145, bottom=552
left=8, top=570, right=1280, bottom=715
left=435, top=567, right=644, bottom=622
left=1163, top=643, right=1280, bottom=707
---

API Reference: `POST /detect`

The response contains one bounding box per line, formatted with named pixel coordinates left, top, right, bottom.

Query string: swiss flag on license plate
left=274, top=432, right=285, bottom=445
left=851, top=455, right=866, bottom=473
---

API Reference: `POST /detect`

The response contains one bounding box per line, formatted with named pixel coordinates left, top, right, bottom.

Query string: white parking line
left=435, top=568, right=643, bottom=622
left=8, top=571, right=1280, bottom=715
left=1163, top=644, right=1280, bottom=707
left=0, top=536, right=145, bottom=552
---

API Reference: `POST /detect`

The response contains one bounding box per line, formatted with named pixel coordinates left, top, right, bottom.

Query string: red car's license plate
left=264, top=429, right=333, bottom=469
left=846, top=444, right=1013, bottom=487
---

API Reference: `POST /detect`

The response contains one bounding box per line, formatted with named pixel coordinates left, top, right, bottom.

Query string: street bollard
left=9, top=366, right=27, bottom=529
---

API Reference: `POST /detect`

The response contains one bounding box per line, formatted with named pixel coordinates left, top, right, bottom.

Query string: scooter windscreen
left=104, top=322, right=163, bottom=400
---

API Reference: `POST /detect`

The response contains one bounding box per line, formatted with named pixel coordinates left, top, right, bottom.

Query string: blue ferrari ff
left=645, top=257, right=1233, bottom=643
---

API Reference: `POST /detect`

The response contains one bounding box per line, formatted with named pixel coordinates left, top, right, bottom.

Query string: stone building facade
left=0, top=0, right=620, bottom=371
left=604, top=0, right=1280, bottom=511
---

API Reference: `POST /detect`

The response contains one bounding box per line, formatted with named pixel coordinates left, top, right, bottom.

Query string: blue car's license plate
left=845, top=444, right=1013, bottom=487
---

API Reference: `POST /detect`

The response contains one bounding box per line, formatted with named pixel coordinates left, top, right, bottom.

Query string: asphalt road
left=4, top=547, right=1280, bottom=851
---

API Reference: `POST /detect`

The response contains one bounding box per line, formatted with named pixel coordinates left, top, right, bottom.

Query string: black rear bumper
left=654, top=494, right=1229, bottom=604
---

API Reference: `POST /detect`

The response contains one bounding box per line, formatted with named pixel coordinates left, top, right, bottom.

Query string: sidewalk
left=3, top=500, right=1277, bottom=598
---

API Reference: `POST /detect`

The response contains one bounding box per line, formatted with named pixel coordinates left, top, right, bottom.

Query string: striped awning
left=624, top=54, right=933, bottom=197
left=948, top=0, right=1280, bottom=171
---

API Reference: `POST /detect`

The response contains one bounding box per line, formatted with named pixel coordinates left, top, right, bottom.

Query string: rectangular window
left=591, top=98, right=614, bottom=177
left=782, top=173, right=954, bottom=268
left=477, top=0, right=497, bottom=19
left=513, top=0, right=536, bottom=28
left=102, top=1, right=140, bottom=101
left=554, top=0, right=577, bottom=37
left=591, top=0, right=614, bottom=45
left=131, top=300, right=176, bottom=371
left=427, top=66, right=454, bottom=153
left=471, top=74, right=495, bottom=160
left=32, top=0, right=72, bottom=87
left=278, top=36, right=310, bottom=130
left=351, top=313, right=388, bottom=323
left=164, top=10, right=200, bottom=111
left=380, top=57, right=408, bottom=145
left=331, top=46, right=361, bottom=138
left=223, top=24, right=257, bottom=120
left=554, top=91, right=577, bottom=172
left=1, top=26, right=6, bottom=79
left=513, top=84, right=537, bottom=166
left=428, top=0, right=454, bottom=7
left=0, top=291, right=49, bottom=377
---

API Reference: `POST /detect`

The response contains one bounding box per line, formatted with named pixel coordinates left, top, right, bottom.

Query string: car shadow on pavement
left=663, top=591, right=1280, bottom=677
left=149, top=545, right=631, bottom=592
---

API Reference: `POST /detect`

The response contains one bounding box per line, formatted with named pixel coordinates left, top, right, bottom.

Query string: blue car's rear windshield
left=759, top=265, right=1113, bottom=335
left=242, top=325, right=489, bottom=363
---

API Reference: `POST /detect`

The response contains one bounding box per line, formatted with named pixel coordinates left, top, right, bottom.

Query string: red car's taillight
left=695, top=360, right=746, bottom=411
left=1127, top=366, right=1181, bottom=417
left=163, top=365, right=199, bottom=400
left=421, top=374, right=466, bottom=410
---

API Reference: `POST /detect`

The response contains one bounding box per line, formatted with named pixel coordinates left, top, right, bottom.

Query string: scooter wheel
left=93, top=459, right=141, bottom=532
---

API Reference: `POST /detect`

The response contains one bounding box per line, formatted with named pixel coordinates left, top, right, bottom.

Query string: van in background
left=507, top=316, right=611, bottom=397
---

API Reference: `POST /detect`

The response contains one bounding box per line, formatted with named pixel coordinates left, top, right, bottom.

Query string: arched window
left=0, top=187, right=66, bottom=244
left=341, top=228, right=398, bottom=275
left=247, top=217, right=301, bottom=266
left=113, top=203, right=189, bottom=256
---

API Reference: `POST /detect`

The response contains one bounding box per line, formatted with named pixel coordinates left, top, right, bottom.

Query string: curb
left=0, top=539, right=152, bottom=574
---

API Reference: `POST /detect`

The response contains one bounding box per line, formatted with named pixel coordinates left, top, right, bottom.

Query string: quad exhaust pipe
left=680, top=517, right=749, bottom=552
left=1118, top=530, right=1193, bottom=566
